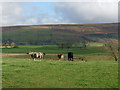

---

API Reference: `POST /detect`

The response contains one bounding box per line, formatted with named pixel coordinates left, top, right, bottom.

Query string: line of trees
left=56, top=40, right=89, bottom=50
left=57, top=43, right=73, bottom=49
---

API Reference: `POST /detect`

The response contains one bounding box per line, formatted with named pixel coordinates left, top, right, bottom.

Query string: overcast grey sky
left=0, top=0, right=119, bottom=26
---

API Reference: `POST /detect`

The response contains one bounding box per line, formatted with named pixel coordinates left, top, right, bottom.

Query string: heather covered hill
left=2, top=23, right=118, bottom=45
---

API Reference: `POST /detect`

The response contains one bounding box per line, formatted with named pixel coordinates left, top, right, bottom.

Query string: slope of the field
left=2, top=23, right=118, bottom=45
left=2, top=55, right=118, bottom=88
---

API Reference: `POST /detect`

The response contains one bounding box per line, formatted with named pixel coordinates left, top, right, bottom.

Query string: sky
left=0, top=0, right=119, bottom=26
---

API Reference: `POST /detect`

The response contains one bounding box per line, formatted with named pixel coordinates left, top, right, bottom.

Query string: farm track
left=2, top=53, right=58, bottom=56
left=1, top=53, right=110, bottom=57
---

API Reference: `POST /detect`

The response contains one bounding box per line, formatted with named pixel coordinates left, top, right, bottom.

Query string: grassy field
left=87, top=42, right=104, bottom=47
left=2, top=44, right=106, bottom=54
left=2, top=43, right=118, bottom=88
left=2, top=54, right=118, bottom=88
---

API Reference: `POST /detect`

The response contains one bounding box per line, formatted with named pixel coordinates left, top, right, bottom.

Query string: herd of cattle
left=27, top=51, right=74, bottom=61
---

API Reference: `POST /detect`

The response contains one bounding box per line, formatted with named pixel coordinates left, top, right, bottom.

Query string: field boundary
left=2, top=53, right=58, bottom=56
left=2, top=53, right=110, bottom=57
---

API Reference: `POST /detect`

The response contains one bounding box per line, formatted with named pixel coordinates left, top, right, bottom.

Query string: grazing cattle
left=57, top=54, right=64, bottom=60
left=68, top=52, right=73, bottom=61
left=27, top=52, right=45, bottom=61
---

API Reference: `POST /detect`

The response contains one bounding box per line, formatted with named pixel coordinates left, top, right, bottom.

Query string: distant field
left=2, top=28, right=52, bottom=45
left=2, top=55, right=118, bottom=88
left=2, top=44, right=106, bottom=54
left=87, top=42, right=104, bottom=47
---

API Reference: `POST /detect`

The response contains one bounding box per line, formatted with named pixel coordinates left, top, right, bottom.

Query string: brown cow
left=57, top=54, right=64, bottom=60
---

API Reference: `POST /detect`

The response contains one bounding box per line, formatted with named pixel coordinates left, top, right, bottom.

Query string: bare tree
left=101, top=38, right=118, bottom=61
left=57, top=43, right=64, bottom=49
left=65, top=43, right=72, bottom=49
left=57, top=42, right=73, bottom=50
left=81, top=40, right=88, bottom=49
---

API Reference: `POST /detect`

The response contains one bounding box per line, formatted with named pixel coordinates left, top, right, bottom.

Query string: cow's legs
left=69, top=58, right=70, bottom=61
left=39, top=58, right=41, bottom=61
left=72, top=58, right=73, bottom=61
left=69, top=58, right=73, bottom=61
left=33, top=58, right=35, bottom=61
left=39, top=56, right=41, bottom=61
left=41, top=56, right=43, bottom=59
left=39, top=56, right=42, bottom=61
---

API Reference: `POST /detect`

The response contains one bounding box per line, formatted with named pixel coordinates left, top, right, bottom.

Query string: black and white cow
left=68, top=52, right=73, bottom=61
left=27, top=52, right=45, bottom=61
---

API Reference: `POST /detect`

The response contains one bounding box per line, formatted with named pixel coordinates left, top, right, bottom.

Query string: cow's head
left=27, top=51, right=33, bottom=55
left=57, top=54, right=61, bottom=57
left=57, top=54, right=62, bottom=56
left=43, top=53, right=46, bottom=55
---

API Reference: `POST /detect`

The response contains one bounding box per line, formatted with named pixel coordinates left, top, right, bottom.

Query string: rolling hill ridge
left=2, top=23, right=118, bottom=45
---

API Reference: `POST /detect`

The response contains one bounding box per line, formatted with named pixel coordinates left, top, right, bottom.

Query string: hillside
left=2, top=23, right=118, bottom=45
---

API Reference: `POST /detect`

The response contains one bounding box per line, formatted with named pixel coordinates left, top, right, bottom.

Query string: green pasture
left=2, top=55, right=118, bottom=88
left=2, top=29, right=52, bottom=44
left=87, top=42, right=104, bottom=47
left=3, top=28, right=84, bottom=45
left=2, top=44, right=106, bottom=54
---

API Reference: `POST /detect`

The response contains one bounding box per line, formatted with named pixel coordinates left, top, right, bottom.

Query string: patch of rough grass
left=2, top=55, right=118, bottom=88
